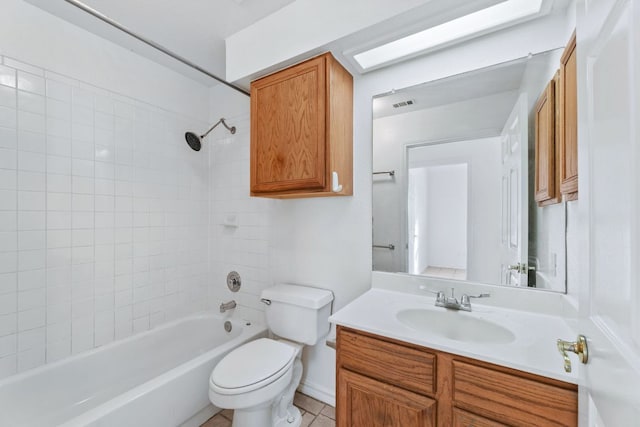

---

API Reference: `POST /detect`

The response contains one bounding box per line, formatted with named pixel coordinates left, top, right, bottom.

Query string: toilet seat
left=210, top=338, right=296, bottom=396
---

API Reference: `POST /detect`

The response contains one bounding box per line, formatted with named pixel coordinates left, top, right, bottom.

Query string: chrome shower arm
left=201, top=118, right=236, bottom=138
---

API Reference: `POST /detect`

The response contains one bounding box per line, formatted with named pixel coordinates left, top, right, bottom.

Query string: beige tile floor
left=201, top=392, right=335, bottom=427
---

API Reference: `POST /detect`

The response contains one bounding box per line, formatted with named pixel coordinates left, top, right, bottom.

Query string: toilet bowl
left=208, top=284, right=333, bottom=427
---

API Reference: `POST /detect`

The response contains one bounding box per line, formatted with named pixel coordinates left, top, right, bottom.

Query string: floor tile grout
left=201, top=391, right=334, bottom=427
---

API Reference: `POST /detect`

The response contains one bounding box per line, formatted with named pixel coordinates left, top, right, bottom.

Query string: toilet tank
left=261, top=284, right=334, bottom=345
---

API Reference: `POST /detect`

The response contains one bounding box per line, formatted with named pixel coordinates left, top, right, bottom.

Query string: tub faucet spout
left=220, top=300, right=236, bottom=313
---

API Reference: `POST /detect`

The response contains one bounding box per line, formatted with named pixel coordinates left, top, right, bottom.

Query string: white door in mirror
left=499, top=94, right=529, bottom=286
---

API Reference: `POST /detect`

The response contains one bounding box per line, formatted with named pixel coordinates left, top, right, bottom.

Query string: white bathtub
left=0, top=312, right=267, bottom=427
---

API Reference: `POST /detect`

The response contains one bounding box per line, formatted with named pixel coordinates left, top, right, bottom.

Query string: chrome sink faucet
left=220, top=300, right=237, bottom=313
left=435, top=288, right=490, bottom=312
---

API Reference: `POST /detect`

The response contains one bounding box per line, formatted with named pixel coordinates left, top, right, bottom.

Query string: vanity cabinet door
left=337, top=368, right=436, bottom=427
left=453, top=408, right=508, bottom=427
left=534, top=78, right=561, bottom=206
left=250, top=52, right=353, bottom=198
left=559, top=31, right=578, bottom=200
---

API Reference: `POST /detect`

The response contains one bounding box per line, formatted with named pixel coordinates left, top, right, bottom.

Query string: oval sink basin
left=396, top=309, right=516, bottom=344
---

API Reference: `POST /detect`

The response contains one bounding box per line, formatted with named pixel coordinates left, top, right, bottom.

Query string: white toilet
left=209, top=284, right=333, bottom=427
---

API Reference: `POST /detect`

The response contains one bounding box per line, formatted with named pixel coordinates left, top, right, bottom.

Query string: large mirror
left=372, top=49, right=567, bottom=292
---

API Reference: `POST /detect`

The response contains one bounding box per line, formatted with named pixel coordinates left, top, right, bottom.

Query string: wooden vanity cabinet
left=336, top=326, right=578, bottom=427
left=250, top=52, right=353, bottom=198
left=559, top=32, right=578, bottom=200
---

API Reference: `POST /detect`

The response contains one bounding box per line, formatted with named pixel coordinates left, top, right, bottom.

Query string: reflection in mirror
left=372, top=49, right=567, bottom=292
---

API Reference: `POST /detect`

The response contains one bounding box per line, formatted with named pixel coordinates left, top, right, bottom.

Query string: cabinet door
left=250, top=55, right=326, bottom=194
left=559, top=32, right=578, bottom=199
left=534, top=78, right=560, bottom=206
left=453, top=408, right=508, bottom=427
left=337, top=369, right=436, bottom=427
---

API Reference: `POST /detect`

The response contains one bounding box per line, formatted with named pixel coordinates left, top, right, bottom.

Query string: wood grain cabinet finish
left=559, top=32, right=578, bottom=200
left=453, top=408, right=508, bottom=427
left=534, top=77, right=561, bottom=207
left=453, top=361, right=578, bottom=426
left=339, top=328, right=436, bottom=396
left=338, top=369, right=437, bottom=427
left=250, top=52, right=353, bottom=198
left=336, top=327, right=578, bottom=427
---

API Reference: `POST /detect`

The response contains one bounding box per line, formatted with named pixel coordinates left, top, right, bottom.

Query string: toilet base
left=226, top=358, right=303, bottom=427
left=231, top=402, right=301, bottom=427
left=273, top=406, right=301, bottom=427
left=231, top=403, right=271, bottom=427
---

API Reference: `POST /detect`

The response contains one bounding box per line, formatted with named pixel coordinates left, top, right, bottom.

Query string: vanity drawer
left=338, top=328, right=436, bottom=396
left=452, top=361, right=578, bottom=426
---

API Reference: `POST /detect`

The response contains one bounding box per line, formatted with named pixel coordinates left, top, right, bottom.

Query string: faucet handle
left=460, top=293, right=490, bottom=306
left=417, top=286, right=446, bottom=303
left=419, top=286, right=442, bottom=295
left=467, top=293, right=491, bottom=299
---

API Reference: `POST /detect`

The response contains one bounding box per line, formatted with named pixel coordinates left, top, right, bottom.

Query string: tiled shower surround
left=208, top=111, right=273, bottom=324
left=0, top=55, right=211, bottom=379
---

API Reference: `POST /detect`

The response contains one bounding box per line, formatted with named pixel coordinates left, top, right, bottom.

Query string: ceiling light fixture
left=353, top=0, right=544, bottom=70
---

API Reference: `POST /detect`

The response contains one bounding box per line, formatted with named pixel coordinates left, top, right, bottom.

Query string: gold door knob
left=507, top=263, right=527, bottom=274
left=557, top=335, right=588, bottom=373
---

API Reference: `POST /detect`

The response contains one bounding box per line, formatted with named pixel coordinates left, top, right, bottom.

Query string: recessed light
left=353, top=0, right=544, bottom=70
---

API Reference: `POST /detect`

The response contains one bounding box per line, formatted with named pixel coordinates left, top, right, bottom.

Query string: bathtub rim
left=0, top=311, right=267, bottom=388
left=58, top=314, right=268, bottom=427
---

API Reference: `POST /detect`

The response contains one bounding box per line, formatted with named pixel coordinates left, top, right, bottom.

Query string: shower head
left=185, top=131, right=203, bottom=151
left=185, top=118, right=236, bottom=151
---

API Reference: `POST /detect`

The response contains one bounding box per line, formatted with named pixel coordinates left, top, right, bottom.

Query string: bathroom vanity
left=330, top=284, right=579, bottom=426
left=337, top=327, right=577, bottom=426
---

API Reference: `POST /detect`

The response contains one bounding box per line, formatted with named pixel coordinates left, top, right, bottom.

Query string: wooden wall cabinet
left=535, top=31, right=578, bottom=206
left=559, top=32, right=578, bottom=200
left=336, top=326, right=578, bottom=427
left=250, top=52, right=353, bottom=198
left=534, top=77, right=561, bottom=207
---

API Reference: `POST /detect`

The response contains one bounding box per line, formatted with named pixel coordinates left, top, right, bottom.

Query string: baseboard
left=180, top=404, right=220, bottom=427
left=298, top=380, right=336, bottom=407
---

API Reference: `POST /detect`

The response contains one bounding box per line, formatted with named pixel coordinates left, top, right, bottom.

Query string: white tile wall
left=0, top=55, right=210, bottom=379
left=208, top=113, right=273, bottom=323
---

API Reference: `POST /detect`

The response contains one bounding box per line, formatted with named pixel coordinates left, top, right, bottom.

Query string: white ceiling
left=372, top=49, right=562, bottom=145
left=77, top=0, right=296, bottom=77
left=24, top=0, right=573, bottom=88
left=25, top=0, right=296, bottom=82
left=372, top=59, right=528, bottom=119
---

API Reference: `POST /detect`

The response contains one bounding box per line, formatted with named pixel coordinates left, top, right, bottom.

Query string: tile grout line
left=13, top=60, right=19, bottom=375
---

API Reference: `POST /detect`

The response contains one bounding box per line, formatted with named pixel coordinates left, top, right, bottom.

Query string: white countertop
left=329, top=288, right=578, bottom=384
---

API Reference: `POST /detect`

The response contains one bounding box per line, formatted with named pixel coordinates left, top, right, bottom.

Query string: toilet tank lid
left=261, top=284, right=333, bottom=309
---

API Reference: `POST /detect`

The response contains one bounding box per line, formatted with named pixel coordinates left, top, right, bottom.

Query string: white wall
left=0, top=0, right=210, bottom=379
left=408, top=168, right=429, bottom=274
left=425, top=164, right=468, bottom=270
left=405, top=139, right=502, bottom=282
left=0, top=1, right=209, bottom=121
